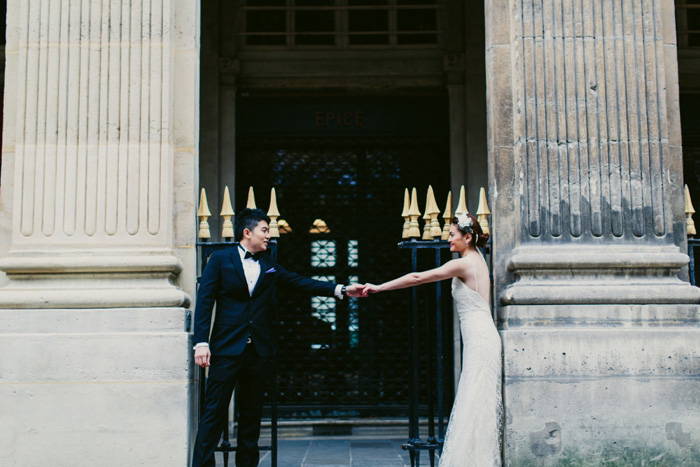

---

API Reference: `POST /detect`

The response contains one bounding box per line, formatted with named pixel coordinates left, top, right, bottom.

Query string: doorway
left=236, top=94, right=453, bottom=418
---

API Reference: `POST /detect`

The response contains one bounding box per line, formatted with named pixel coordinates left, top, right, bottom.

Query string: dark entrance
left=236, top=94, right=453, bottom=418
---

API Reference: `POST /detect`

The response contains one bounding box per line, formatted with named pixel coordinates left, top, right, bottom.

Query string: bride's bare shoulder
left=462, top=252, right=489, bottom=275
left=451, top=256, right=473, bottom=281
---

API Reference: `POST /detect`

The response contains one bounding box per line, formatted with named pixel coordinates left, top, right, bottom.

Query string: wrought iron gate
left=236, top=136, right=453, bottom=418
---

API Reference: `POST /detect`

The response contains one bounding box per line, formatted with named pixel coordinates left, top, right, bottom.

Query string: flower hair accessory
left=457, top=214, right=473, bottom=233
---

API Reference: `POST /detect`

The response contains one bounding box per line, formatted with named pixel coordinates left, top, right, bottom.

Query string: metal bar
left=409, top=246, right=419, bottom=462
left=240, top=30, right=444, bottom=36
left=221, top=425, right=231, bottom=466
left=241, top=5, right=442, bottom=11
left=425, top=286, right=435, bottom=441
left=434, top=247, right=445, bottom=444
left=398, top=240, right=450, bottom=249
left=270, top=242, right=279, bottom=467
left=688, top=239, right=699, bottom=286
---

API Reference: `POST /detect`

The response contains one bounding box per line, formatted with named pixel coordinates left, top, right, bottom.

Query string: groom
left=191, top=208, right=364, bottom=467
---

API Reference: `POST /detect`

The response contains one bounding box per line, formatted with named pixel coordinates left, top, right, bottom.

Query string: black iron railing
left=398, top=239, right=492, bottom=467
left=196, top=241, right=278, bottom=467
left=688, top=238, right=700, bottom=286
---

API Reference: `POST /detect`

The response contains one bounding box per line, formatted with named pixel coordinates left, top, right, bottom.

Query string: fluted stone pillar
left=0, top=1, right=198, bottom=465
left=487, top=0, right=700, bottom=464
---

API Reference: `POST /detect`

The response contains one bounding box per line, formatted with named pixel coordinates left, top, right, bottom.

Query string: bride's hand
left=345, top=284, right=365, bottom=298
left=361, top=283, right=380, bottom=296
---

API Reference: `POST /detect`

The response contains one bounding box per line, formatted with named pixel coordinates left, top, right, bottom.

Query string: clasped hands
left=346, top=283, right=380, bottom=297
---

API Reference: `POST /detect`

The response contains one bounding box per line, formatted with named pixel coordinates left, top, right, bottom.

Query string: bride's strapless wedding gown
left=438, top=275, right=502, bottom=467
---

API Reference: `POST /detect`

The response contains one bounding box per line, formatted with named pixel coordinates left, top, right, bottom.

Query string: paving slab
left=209, top=436, right=432, bottom=467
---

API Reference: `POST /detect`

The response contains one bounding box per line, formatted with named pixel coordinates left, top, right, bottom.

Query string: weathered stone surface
left=0, top=376, right=191, bottom=466
left=486, top=0, right=700, bottom=464
left=488, top=0, right=699, bottom=300
left=502, top=325, right=700, bottom=465
left=0, top=307, right=187, bottom=334
left=504, top=376, right=700, bottom=465
left=504, top=359, right=700, bottom=465
left=0, top=1, right=199, bottom=464
left=501, top=303, right=700, bottom=327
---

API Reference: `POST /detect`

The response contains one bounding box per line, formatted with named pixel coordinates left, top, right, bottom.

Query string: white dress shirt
left=238, top=245, right=262, bottom=295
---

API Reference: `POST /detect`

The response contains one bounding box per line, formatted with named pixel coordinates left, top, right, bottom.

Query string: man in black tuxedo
left=192, top=208, right=364, bottom=467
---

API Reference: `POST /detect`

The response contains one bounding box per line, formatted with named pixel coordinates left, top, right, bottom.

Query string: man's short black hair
left=235, top=208, right=271, bottom=241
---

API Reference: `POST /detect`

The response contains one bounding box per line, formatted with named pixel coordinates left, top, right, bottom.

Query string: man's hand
left=345, top=284, right=366, bottom=298
left=194, top=346, right=211, bottom=368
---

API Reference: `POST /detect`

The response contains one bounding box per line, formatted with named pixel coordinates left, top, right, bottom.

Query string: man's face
left=245, top=220, right=270, bottom=253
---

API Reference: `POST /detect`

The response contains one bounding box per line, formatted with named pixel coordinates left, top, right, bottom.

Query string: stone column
left=486, top=0, right=700, bottom=464
left=0, top=1, right=198, bottom=465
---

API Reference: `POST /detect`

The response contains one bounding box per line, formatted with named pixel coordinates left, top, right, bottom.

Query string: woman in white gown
left=362, top=213, right=502, bottom=467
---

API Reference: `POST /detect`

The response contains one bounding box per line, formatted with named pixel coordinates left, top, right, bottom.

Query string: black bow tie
left=244, top=251, right=260, bottom=261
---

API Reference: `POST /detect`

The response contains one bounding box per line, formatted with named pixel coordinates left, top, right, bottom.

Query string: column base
left=0, top=251, right=190, bottom=308
left=500, top=304, right=700, bottom=327
left=0, top=307, right=194, bottom=467
left=500, top=245, right=700, bottom=306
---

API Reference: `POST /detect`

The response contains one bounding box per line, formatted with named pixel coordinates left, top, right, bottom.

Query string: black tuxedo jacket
left=194, top=248, right=337, bottom=357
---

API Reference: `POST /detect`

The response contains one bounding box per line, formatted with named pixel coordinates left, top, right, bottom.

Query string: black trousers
left=192, top=344, right=270, bottom=467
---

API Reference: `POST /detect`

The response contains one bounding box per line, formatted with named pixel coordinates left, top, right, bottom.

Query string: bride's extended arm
left=363, top=259, right=465, bottom=294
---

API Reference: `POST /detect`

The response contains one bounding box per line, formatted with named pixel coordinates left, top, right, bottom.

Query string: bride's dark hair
left=451, top=213, right=489, bottom=248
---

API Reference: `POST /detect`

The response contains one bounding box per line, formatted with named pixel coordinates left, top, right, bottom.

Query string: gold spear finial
left=455, top=185, right=469, bottom=216
left=425, top=185, right=442, bottom=239
left=422, top=187, right=433, bottom=240
left=277, top=219, right=292, bottom=234
left=407, top=187, right=422, bottom=238
left=476, top=187, right=491, bottom=236
left=685, top=184, right=696, bottom=237
left=441, top=191, right=452, bottom=240
left=309, top=219, right=331, bottom=234
left=268, top=188, right=281, bottom=238
left=220, top=186, right=235, bottom=240
left=246, top=186, right=257, bottom=209
left=422, top=211, right=432, bottom=239
left=197, top=188, right=212, bottom=240
left=401, top=188, right=411, bottom=239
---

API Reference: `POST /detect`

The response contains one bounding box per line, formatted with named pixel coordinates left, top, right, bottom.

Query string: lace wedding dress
left=438, top=271, right=502, bottom=466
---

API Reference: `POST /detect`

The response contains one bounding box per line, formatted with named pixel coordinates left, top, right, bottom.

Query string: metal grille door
left=236, top=137, right=451, bottom=418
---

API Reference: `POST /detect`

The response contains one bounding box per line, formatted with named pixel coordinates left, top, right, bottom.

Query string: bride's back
left=455, top=252, right=490, bottom=305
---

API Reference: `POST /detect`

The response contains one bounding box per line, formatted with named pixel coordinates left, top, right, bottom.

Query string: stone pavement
left=214, top=437, right=442, bottom=467
left=259, top=438, right=413, bottom=467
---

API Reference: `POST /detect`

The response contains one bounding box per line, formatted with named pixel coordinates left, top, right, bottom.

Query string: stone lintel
left=500, top=304, right=700, bottom=328
left=0, top=251, right=184, bottom=274
left=506, top=245, right=689, bottom=271
left=500, top=245, right=700, bottom=306
left=501, top=284, right=700, bottom=306
left=0, top=281, right=190, bottom=309
left=0, top=249, right=191, bottom=308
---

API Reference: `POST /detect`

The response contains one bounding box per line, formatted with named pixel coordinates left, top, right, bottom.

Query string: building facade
left=0, top=1, right=699, bottom=465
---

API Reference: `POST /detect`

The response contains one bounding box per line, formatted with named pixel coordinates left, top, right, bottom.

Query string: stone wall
left=0, top=1, right=199, bottom=465
left=486, top=0, right=700, bottom=464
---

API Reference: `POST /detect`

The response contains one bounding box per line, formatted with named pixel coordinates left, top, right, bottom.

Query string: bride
left=362, top=213, right=502, bottom=466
